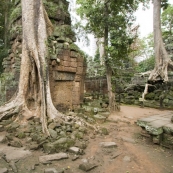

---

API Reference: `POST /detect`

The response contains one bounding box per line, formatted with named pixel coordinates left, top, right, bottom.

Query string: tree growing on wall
left=141, top=0, right=173, bottom=101
left=148, top=0, right=172, bottom=82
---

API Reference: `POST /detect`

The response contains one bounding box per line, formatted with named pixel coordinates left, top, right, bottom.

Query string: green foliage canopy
left=76, top=0, right=149, bottom=77
left=162, top=4, right=173, bottom=36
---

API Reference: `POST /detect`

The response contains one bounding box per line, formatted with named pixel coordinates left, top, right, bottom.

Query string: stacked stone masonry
left=137, top=113, right=173, bottom=148
left=0, top=0, right=86, bottom=111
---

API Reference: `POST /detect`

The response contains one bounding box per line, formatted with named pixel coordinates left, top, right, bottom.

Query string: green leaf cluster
left=76, top=0, right=149, bottom=78
left=9, top=4, right=21, bottom=24
left=136, top=55, right=154, bottom=72
left=162, top=4, right=173, bottom=36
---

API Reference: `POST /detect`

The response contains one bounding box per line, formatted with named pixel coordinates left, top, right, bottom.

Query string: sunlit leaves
left=161, top=4, right=173, bottom=35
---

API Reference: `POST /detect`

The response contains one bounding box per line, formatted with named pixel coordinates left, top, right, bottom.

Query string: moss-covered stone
left=6, top=122, right=20, bottom=133
left=70, top=43, right=80, bottom=52
left=10, top=140, right=23, bottom=148
left=17, top=131, right=26, bottom=139
left=43, top=0, right=69, bottom=21
left=43, top=143, right=56, bottom=154
left=52, top=137, right=75, bottom=151
left=145, top=93, right=155, bottom=100
left=100, top=127, right=109, bottom=135
left=53, top=25, right=75, bottom=39
left=162, top=133, right=173, bottom=146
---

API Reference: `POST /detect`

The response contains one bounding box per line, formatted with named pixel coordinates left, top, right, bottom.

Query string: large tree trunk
left=148, top=0, right=173, bottom=82
left=0, top=0, right=63, bottom=135
left=104, top=1, right=117, bottom=113
left=141, top=0, right=173, bottom=102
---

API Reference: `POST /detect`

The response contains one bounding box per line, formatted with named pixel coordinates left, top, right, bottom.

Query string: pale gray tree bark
left=142, top=0, right=173, bottom=101
left=0, top=0, right=63, bottom=135
left=148, top=0, right=173, bottom=82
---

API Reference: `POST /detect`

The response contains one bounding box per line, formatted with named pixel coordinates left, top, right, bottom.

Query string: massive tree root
left=141, top=0, right=173, bottom=102
left=0, top=0, right=98, bottom=135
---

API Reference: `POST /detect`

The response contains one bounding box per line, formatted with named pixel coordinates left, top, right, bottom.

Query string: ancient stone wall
left=85, top=77, right=108, bottom=95
left=0, top=0, right=86, bottom=111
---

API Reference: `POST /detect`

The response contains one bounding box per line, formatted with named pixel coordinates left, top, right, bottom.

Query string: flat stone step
left=0, top=145, right=32, bottom=161
left=137, top=117, right=158, bottom=128
left=137, top=113, right=173, bottom=135
left=146, top=119, right=170, bottom=135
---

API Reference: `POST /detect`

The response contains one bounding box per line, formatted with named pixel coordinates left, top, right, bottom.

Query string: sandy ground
left=0, top=105, right=173, bottom=173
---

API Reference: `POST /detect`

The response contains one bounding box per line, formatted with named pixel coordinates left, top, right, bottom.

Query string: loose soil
left=0, top=105, right=173, bottom=173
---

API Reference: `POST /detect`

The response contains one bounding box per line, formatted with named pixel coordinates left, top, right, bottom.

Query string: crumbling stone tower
left=0, top=0, right=86, bottom=111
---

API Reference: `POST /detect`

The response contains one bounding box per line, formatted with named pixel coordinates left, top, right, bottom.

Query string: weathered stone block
left=44, top=168, right=58, bottom=173
left=39, top=153, right=68, bottom=164
left=63, top=50, right=70, bottom=56
left=63, top=60, right=70, bottom=67
left=64, top=67, right=70, bottom=72
left=79, top=163, right=98, bottom=172
left=146, top=119, right=170, bottom=135
left=74, top=75, right=81, bottom=82
left=77, top=57, right=84, bottom=62
left=70, top=51, right=78, bottom=58
left=68, top=147, right=81, bottom=154
left=48, top=129, right=58, bottom=139
left=63, top=56, right=69, bottom=61
left=77, top=62, right=83, bottom=67
left=53, top=71, right=75, bottom=81
left=70, top=61, right=77, bottom=68
left=70, top=57, right=77, bottom=62
left=99, top=142, right=117, bottom=148
left=76, top=67, right=83, bottom=75
left=56, top=66, right=64, bottom=71
left=43, top=143, right=56, bottom=154
left=68, top=67, right=76, bottom=73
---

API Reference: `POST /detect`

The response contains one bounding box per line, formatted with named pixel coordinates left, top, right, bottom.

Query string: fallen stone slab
left=146, top=119, right=170, bottom=135
left=44, top=168, right=58, bottom=173
left=121, top=137, right=136, bottom=144
left=69, top=147, right=83, bottom=155
left=0, top=168, right=8, bottom=173
left=94, top=114, right=106, bottom=123
left=137, top=117, right=158, bottom=128
left=69, top=147, right=80, bottom=154
left=39, top=153, right=68, bottom=164
left=0, top=144, right=32, bottom=161
left=99, top=142, right=117, bottom=148
left=79, top=163, right=98, bottom=172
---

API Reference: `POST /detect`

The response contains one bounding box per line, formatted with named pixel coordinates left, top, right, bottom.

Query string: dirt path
left=0, top=105, right=173, bottom=173
left=80, top=105, right=173, bottom=173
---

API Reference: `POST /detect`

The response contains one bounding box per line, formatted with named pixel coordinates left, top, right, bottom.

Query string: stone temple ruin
left=0, top=0, right=86, bottom=111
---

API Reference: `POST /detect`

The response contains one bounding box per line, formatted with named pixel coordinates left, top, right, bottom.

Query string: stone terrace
left=137, top=113, right=173, bottom=147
